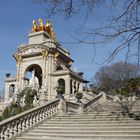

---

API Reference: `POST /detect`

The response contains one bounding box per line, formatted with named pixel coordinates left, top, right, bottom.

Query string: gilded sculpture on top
left=32, top=19, right=56, bottom=38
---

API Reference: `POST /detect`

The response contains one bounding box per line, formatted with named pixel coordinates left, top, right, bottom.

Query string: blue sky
left=0, top=0, right=133, bottom=91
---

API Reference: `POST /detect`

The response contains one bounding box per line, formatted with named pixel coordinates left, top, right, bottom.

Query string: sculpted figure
left=41, top=83, right=48, bottom=93
left=20, top=94, right=26, bottom=109
left=38, top=18, right=45, bottom=31
left=29, top=70, right=39, bottom=90
left=33, top=95, right=39, bottom=107
left=32, top=20, right=39, bottom=32
left=45, top=21, right=51, bottom=33
left=31, top=19, right=56, bottom=38
left=45, top=21, right=56, bottom=38
left=25, top=80, right=29, bottom=87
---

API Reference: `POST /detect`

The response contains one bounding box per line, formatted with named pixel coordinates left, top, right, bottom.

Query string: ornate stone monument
left=4, top=19, right=86, bottom=104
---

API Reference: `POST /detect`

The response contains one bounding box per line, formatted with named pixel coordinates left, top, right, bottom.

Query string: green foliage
left=25, top=89, right=36, bottom=104
left=110, top=76, right=140, bottom=97
left=2, top=107, right=10, bottom=119
left=2, top=103, right=22, bottom=120
left=1, top=87, right=37, bottom=120
left=9, top=103, right=22, bottom=116
left=0, top=115, right=2, bottom=122
left=20, top=87, right=37, bottom=111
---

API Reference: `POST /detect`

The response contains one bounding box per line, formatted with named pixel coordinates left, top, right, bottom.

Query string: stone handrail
left=0, top=99, right=59, bottom=140
left=107, top=95, right=114, bottom=101
left=84, top=93, right=103, bottom=111
left=66, top=101, right=79, bottom=113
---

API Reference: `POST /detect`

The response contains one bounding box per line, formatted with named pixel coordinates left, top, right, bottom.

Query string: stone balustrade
left=0, top=99, right=59, bottom=140
left=106, top=95, right=114, bottom=101
left=65, top=93, right=105, bottom=113
left=0, top=93, right=107, bottom=140
left=84, top=93, right=103, bottom=111
left=66, top=101, right=79, bottom=113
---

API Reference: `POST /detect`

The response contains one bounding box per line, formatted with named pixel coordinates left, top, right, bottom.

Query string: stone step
left=44, top=121, right=139, bottom=124
left=35, top=126, right=140, bottom=130
left=30, top=129, right=140, bottom=133
left=55, top=114, right=125, bottom=117
left=15, top=102, right=140, bottom=140
left=56, top=113, right=121, bottom=116
left=52, top=118, right=133, bottom=121
left=16, top=135, right=140, bottom=140
left=52, top=115, right=133, bottom=118
left=50, top=118, right=134, bottom=121
left=24, top=132, right=140, bottom=137
left=54, top=114, right=125, bottom=117
left=41, top=123, right=140, bottom=127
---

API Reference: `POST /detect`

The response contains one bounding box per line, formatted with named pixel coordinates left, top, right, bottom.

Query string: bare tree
left=94, top=62, right=139, bottom=90
left=33, top=0, right=140, bottom=64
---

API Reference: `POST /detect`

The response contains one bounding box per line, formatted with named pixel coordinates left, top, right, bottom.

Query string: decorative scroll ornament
left=68, top=61, right=73, bottom=66
left=41, top=50, right=48, bottom=59
left=15, top=54, right=22, bottom=65
left=54, top=51, right=59, bottom=64
left=32, top=18, right=56, bottom=38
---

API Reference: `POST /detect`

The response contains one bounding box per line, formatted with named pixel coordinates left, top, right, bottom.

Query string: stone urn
left=56, top=85, right=64, bottom=99
left=75, top=92, right=83, bottom=103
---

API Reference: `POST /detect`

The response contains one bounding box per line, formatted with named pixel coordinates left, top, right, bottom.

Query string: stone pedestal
left=78, top=103, right=84, bottom=113
left=40, top=92, right=47, bottom=105
left=58, top=99, right=67, bottom=114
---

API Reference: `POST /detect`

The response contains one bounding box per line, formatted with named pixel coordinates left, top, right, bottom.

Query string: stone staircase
left=16, top=101, right=140, bottom=140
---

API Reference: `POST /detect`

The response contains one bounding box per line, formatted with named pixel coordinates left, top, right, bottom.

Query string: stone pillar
left=99, top=92, right=107, bottom=103
left=40, top=84, right=48, bottom=105
left=65, top=76, right=70, bottom=95
left=79, top=83, right=83, bottom=92
left=40, top=92, right=46, bottom=105
left=78, top=103, right=84, bottom=113
left=41, top=50, right=49, bottom=101
left=47, top=53, right=53, bottom=101
left=72, top=80, right=75, bottom=94
left=5, top=82, right=10, bottom=102
left=15, top=55, right=23, bottom=90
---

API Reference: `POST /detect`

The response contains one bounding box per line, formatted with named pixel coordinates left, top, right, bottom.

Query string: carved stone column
left=79, top=83, right=83, bottom=92
left=65, top=76, right=70, bottom=95
left=15, top=54, right=23, bottom=89
left=5, top=83, right=10, bottom=103
left=47, top=52, right=53, bottom=101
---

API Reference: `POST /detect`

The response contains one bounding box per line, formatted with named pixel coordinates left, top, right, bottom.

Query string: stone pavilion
left=4, top=19, right=86, bottom=103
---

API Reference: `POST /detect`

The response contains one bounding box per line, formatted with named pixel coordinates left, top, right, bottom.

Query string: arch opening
left=24, top=64, right=42, bottom=87
left=57, top=78, right=65, bottom=94
left=9, top=84, right=15, bottom=97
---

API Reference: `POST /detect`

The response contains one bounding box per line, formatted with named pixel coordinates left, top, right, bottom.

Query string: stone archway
left=57, top=78, right=65, bottom=94
left=9, top=84, right=15, bottom=97
left=24, top=64, right=43, bottom=87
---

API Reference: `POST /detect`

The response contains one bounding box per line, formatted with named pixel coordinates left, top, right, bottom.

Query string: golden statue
left=15, top=55, right=22, bottom=64
left=41, top=50, right=48, bottom=59
left=38, top=18, right=45, bottom=31
left=46, top=21, right=56, bottom=38
left=32, top=19, right=56, bottom=38
left=54, top=51, right=59, bottom=64
left=32, top=20, right=39, bottom=32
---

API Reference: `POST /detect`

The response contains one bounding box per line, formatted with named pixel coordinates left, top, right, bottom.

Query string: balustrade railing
left=84, top=93, right=103, bottom=111
left=0, top=99, right=59, bottom=140
left=66, top=101, right=79, bottom=113
left=107, top=95, right=114, bottom=101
